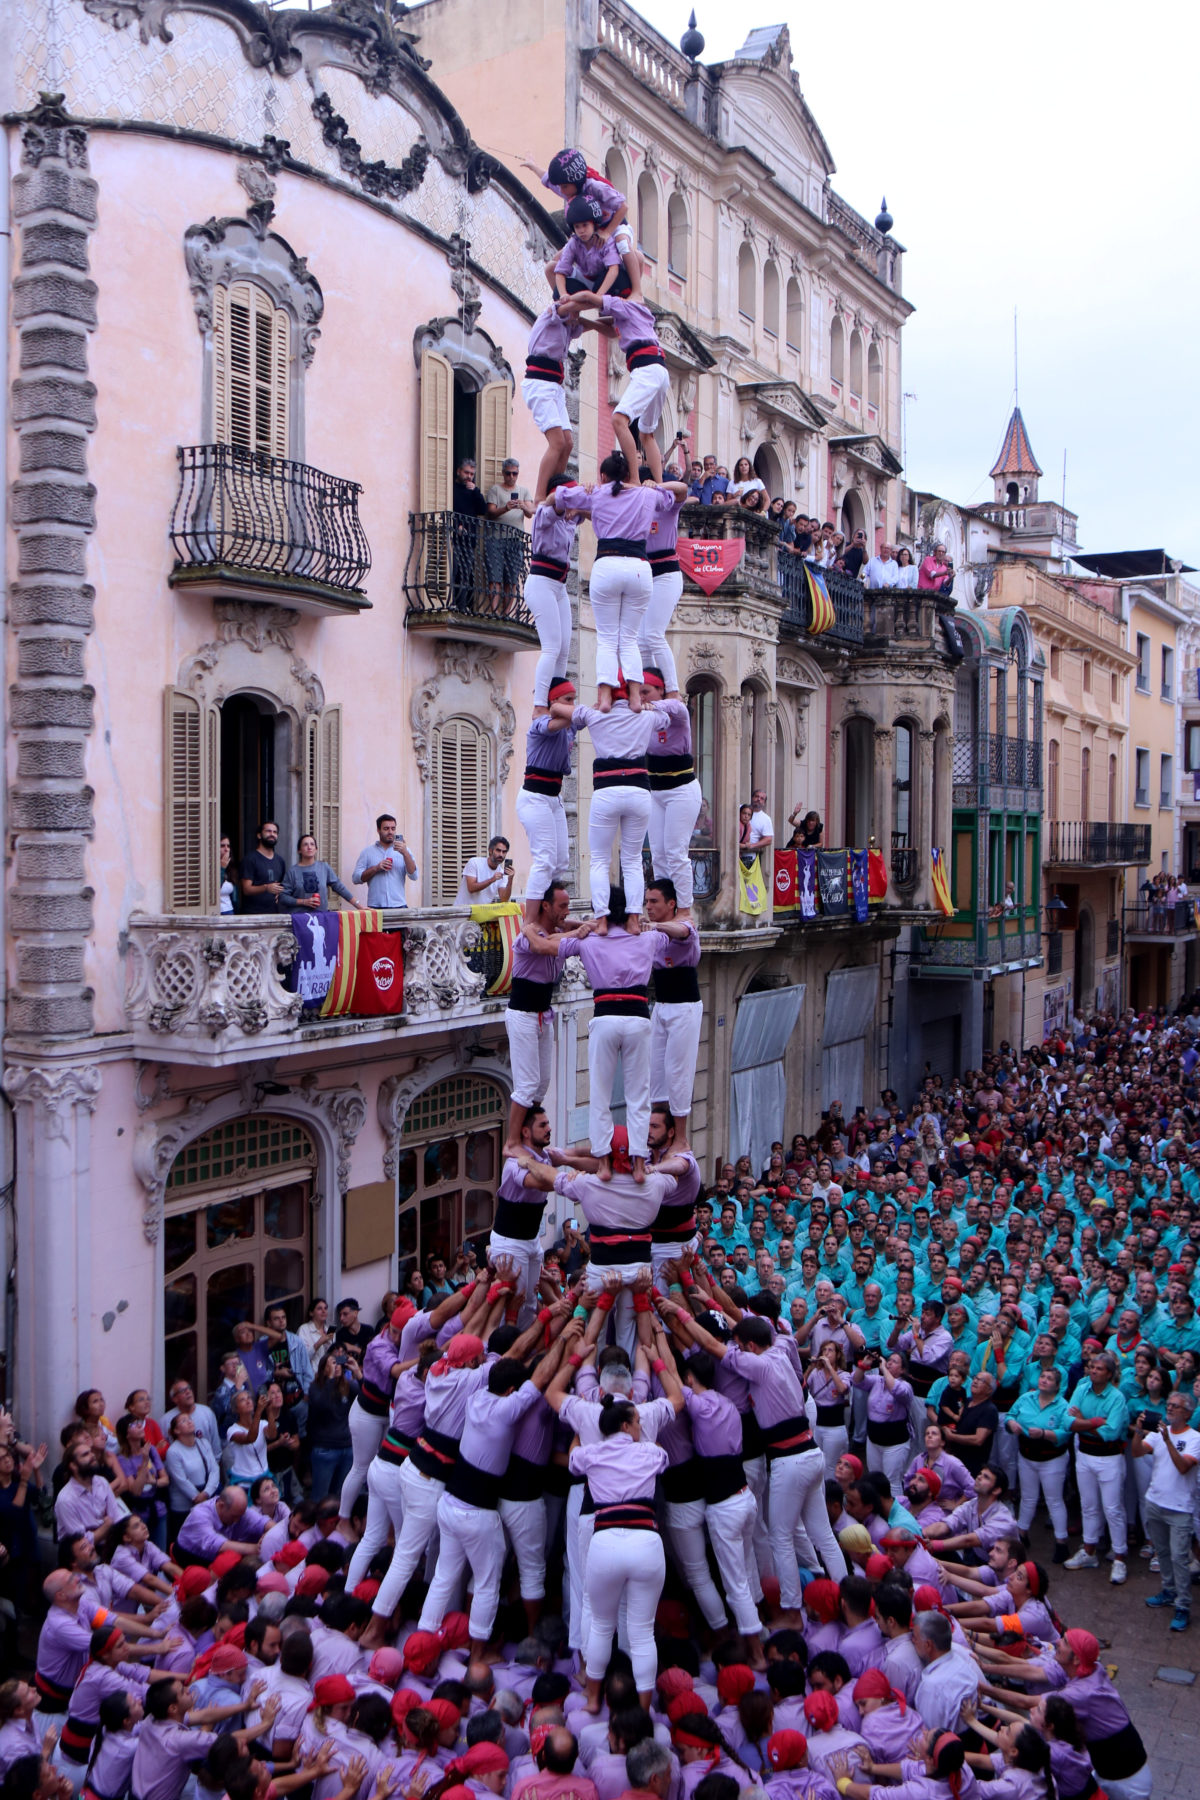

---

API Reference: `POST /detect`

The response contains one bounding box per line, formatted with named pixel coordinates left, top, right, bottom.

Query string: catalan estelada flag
left=804, top=564, right=836, bottom=635
left=288, top=909, right=385, bottom=1015
left=930, top=847, right=954, bottom=917
left=471, top=901, right=523, bottom=996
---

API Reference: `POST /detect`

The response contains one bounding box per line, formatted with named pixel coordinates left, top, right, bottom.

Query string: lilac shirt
left=1057, top=1667, right=1135, bottom=1742
left=531, top=503, right=577, bottom=567
left=512, top=933, right=572, bottom=995
left=647, top=490, right=684, bottom=554
left=527, top=303, right=583, bottom=363
left=648, top=698, right=693, bottom=759
left=112, top=1540, right=171, bottom=1583
left=72, top=1660, right=151, bottom=1723
left=942, top=1495, right=1019, bottom=1550
left=555, top=234, right=621, bottom=280
left=423, top=1361, right=491, bottom=1440
left=855, top=1368, right=915, bottom=1423
left=541, top=171, right=625, bottom=222
left=175, top=1497, right=269, bottom=1560
left=570, top=698, right=662, bottom=764
left=569, top=1437, right=668, bottom=1502
left=555, top=482, right=675, bottom=541
left=682, top=1385, right=744, bottom=1456
left=722, top=1340, right=808, bottom=1430
left=897, top=1326, right=954, bottom=1372
left=573, top=922, right=672, bottom=993
left=553, top=1165, right=674, bottom=1233
left=859, top=1703, right=927, bottom=1764
left=54, top=1475, right=124, bottom=1541
left=131, top=1719, right=218, bottom=1800
left=902, top=1449, right=974, bottom=1503
left=0, top=1719, right=40, bottom=1776
left=497, top=1144, right=553, bottom=1221
left=458, top=1381, right=541, bottom=1477
left=523, top=714, right=575, bottom=784
left=360, top=1330, right=400, bottom=1402
left=601, top=294, right=661, bottom=354
left=391, top=1369, right=428, bottom=1440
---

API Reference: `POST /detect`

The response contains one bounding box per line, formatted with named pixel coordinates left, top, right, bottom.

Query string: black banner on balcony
left=817, top=851, right=850, bottom=915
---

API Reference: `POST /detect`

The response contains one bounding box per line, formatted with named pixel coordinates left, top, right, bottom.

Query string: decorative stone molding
left=688, top=640, right=721, bottom=674
left=642, top=143, right=660, bottom=174
left=413, top=317, right=514, bottom=389
left=2, top=1063, right=101, bottom=1142
left=124, top=917, right=304, bottom=1045
left=178, top=608, right=325, bottom=716
left=410, top=643, right=516, bottom=788
left=379, top=1047, right=511, bottom=1181
left=9, top=97, right=99, bottom=1037
left=294, top=1076, right=367, bottom=1195
left=184, top=210, right=324, bottom=367
left=720, top=694, right=743, bottom=742
left=311, top=91, right=430, bottom=203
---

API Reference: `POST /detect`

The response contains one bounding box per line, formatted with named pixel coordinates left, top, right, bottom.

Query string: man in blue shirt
left=687, top=454, right=729, bottom=505
left=353, top=813, right=418, bottom=907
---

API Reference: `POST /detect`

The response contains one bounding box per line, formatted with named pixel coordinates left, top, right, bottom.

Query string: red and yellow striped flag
left=320, top=910, right=384, bottom=1016
left=471, top=901, right=523, bottom=996
left=804, top=564, right=836, bottom=635
left=930, top=847, right=954, bottom=917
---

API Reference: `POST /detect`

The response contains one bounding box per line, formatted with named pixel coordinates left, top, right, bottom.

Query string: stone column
left=3, top=1063, right=101, bottom=1439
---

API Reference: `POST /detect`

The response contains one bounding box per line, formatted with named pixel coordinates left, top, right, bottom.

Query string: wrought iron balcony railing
left=403, top=512, right=538, bottom=644
left=1124, top=902, right=1198, bottom=938
left=169, top=444, right=371, bottom=609
left=1047, top=822, right=1152, bottom=866
left=779, top=557, right=864, bottom=647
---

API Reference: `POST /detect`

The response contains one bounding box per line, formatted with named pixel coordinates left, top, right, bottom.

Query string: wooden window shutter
left=476, top=380, right=511, bottom=496
left=269, top=304, right=290, bottom=459
left=226, top=282, right=254, bottom=451
left=212, top=282, right=231, bottom=446
left=420, top=350, right=453, bottom=512
left=164, top=688, right=219, bottom=913
left=433, top=719, right=490, bottom=904
left=302, top=706, right=343, bottom=892
left=217, top=282, right=289, bottom=456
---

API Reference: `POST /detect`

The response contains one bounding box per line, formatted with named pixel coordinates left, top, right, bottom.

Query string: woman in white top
left=225, top=1388, right=270, bottom=1486
left=727, top=457, right=766, bottom=503
left=895, top=546, right=919, bottom=589
left=298, top=1298, right=335, bottom=1366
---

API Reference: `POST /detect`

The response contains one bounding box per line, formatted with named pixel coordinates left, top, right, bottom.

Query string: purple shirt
left=855, top=1368, right=915, bottom=1423
left=361, top=1330, right=400, bottom=1403
left=574, top=922, right=671, bottom=993
left=459, top=1381, right=541, bottom=1478
left=112, top=1540, right=170, bottom=1583
left=554, top=1165, right=674, bottom=1233
left=555, top=481, right=675, bottom=541
left=722, top=1340, right=807, bottom=1430
left=511, top=1391, right=557, bottom=1467
left=555, top=234, right=621, bottom=280
left=601, top=294, right=661, bottom=354
left=175, top=1497, right=270, bottom=1560
left=513, top=932, right=572, bottom=993
left=942, top=1495, right=1019, bottom=1550
left=569, top=1437, right=667, bottom=1503
left=902, top=1449, right=974, bottom=1504
left=424, top=1361, right=491, bottom=1440
left=897, top=1326, right=954, bottom=1371
left=840, top=1618, right=886, bottom=1675
left=527, top=303, right=583, bottom=364
left=531, top=502, right=577, bottom=565
left=391, top=1369, right=428, bottom=1440
left=1057, top=1668, right=1135, bottom=1744
left=646, top=490, right=684, bottom=554
left=882, top=1633, right=925, bottom=1706
left=647, top=697, right=692, bottom=760
left=541, top=171, right=625, bottom=222
left=131, top=1719, right=218, bottom=1800
left=72, top=1660, right=151, bottom=1723
left=523, top=713, right=575, bottom=781
left=859, top=1705, right=927, bottom=1764
left=0, top=1720, right=39, bottom=1777
left=570, top=700, right=661, bottom=769
left=54, top=1474, right=124, bottom=1542
left=681, top=1385, right=743, bottom=1457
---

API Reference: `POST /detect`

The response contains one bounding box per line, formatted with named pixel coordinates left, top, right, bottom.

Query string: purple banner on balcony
left=851, top=850, right=870, bottom=923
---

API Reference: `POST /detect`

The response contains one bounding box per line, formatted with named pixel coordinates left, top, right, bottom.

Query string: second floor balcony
left=169, top=444, right=372, bottom=616
left=915, top=914, right=1044, bottom=975
left=1124, top=902, right=1199, bottom=942
left=403, top=513, right=540, bottom=651
left=123, top=909, right=507, bottom=1067
left=952, top=732, right=1042, bottom=801
left=1047, top=821, right=1152, bottom=867
left=778, top=556, right=864, bottom=648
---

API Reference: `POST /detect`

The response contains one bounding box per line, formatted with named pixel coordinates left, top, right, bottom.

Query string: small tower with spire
left=989, top=406, right=1043, bottom=508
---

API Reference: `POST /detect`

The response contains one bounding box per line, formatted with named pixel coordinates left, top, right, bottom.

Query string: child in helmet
left=522, top=147, right=641, bottom=293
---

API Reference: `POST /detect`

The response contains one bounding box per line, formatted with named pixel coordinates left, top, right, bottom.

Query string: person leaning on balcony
left=220, top=835, right=239, bottom=914
left=918, top=542, right=954, bottom=593
left=686, top=454, right=729, bottom=505
left=787, top=807, right=823, bottom=849
left=748, top=789, right=774, bottom=860
left=454, top=835, right=514, bottom=908
left=895, top=546, right=919, bottom=589
left=864, top=544, right=899, bottom=589
left=280, top=835, right=363, bottom=913
left=352, top=813, right=417, bottom=908
left=240, top=820, right=286, bottom=915
left=485, top=458, right=535, bottom=612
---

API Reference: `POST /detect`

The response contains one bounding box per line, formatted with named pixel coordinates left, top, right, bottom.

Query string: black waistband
left=522, top=766, right=565, bottom=796
left=509, top=975, right=555, bottom=1012
left=594, top=1498, right=657, bottom=1530
left=653, top=1198, right=697, bottom=1239
left=1087, top=1720, right=1145, bottom=1782
left=530, top=555, right=569, bottom=580
left=358, top=1381, right=392, bottom=1419
left=816, top=1402, right=848, bottom=1426
left=593, top=756, right=649, bottom=789
left=409, top=1424, right=459, bottom=1479
left=525, top=359, right=564, bottom=383
left=702, top=1453, right=748, bottom=1506
left=492, top=1195, right=547, bottom=1240
left=653, top=965, right=701, bottom=1004
left=589, top=1229, right=653, bottom=1264
left=1016, top=1435, right=1068, bottom=1464
left=444, top=1456, right=503, bottom=1511
left=626, top=342, right=666, bottom=369
left=662, top=1461, right=696, bottom=1504
left=595, top=538, right=648, bottom=560
left=867, top=1417, right=911, bottom=1447
left=647, top=754, right=695, bottom=794
left=593, top=986, right=651, bottom=1019
left=741, top=1411, right=764, bottom=1458
left=648, top=546, right=681, bottom=567
left=762, top=1413, right=816, bottom=1458
left=59, top=1719, right=98, bottom=1762
left=499, top=1453, right=550, bottom=1503
left=378, top=1427, right=414, bottom=1466
left=1077, top=1434, right=1124, bottom=1457
left=35, top=1673, right=71, bottom=1709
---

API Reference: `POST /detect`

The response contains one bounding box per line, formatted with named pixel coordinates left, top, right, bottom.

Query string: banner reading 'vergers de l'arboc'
left=678, top=537, right=745, bottom=596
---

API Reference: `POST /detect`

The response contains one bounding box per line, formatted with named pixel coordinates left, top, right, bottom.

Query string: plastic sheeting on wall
left=729, top=983, right=806, bottom=1172
left=821, top=965, right=880, bottom=1118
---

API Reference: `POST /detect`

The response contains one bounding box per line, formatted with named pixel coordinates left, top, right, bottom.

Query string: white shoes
left=1064, top=1549, right=1100, bottom=1570
left=1111, top=1560, right=1128, bottom=1585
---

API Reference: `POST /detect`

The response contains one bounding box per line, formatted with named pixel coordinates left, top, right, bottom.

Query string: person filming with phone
left=454, top=835, right=515, bottom=907
left=353, top=812, right=418, bottom=907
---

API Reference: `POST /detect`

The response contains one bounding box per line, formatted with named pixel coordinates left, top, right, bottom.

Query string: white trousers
left=588, top=783, right=651, bottom=916
left=1102, top=1770, right=1153, bottom=1800
left=505, top=1006, right=554, bottom=1107
left=524, top=574, right=573, bottom=706
left=867, top=1435, right=912, bottom=1500
left=588, top=1012, right=651, bottom=1157
left=746, top=1452, right=772, bottom=1579
left=565, top=1481, right=587, bottom=1648
left=589, top=557, right=651, bottom=687
left=705, top=1486, right=764, bottom=1636
left=651, top=1234, right=698, bottom=1287
left=768, top=1447, right=847, bottom=1606
left=371, top=1459, right=444, bottom=1619
left=582, top=1261, right=642, bottom=1360
left=420, top=1494, right=507, bottom=1641
left=648, top=781, right=702, bottom=908
left=516, top=789, right=570, bottom=902
left=500, top=1495, right=547, bottom=1600
left=487, top=1231, right=544, bottom=1320
left=815, top=1423, right=850, bottom=1477
left=639, top=569, right=683, bottom=693
left=1016, top=1452, right=1069, bottom=1538
left=648, top=998, right=703, bottom=1120
left=1076, top=1449, right=1128, bottom=1555
left=345, top=1454, right=406, bottom=1589
left=339, top=1398, right=387, bottom=1519
left=583, top=1526, right=665, bottom=1691
left=664, top=1497, right=727, bottom=1630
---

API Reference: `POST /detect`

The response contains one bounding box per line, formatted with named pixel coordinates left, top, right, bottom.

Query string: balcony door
left=844, top=718, right=874, bottom=847
left=221, top=694, right=281, bottom=870
left=394, top=1075, right=505, bottom=1285
left=419, top=350, right=512, bottom=510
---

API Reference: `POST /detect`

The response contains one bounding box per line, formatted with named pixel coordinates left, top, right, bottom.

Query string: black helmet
left=565, top=195, right=604, bottom=227
left=548, top=148, right=589, bottom=187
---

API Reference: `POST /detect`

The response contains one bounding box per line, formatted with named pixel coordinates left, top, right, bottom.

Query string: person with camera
left=352, top=814, right=417, bottom=908
left=280, top=834, right=362, bottom=913
left=454, top=835, right=515, bottom=908
left=853, top=1348, right=916, bottom=1500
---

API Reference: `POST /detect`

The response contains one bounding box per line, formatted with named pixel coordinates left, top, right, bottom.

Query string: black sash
left=647, top=752, right=696, bottom=792
left=499, top=1454, right=549, bottom=1503
left=509, top=975, right=555, bottom=1013
left=589, top=1229, right=653, bottom=1264
left=652, top=964, right=700, bottom=1003
left=702, top=1454, right=748, bottom=1505
left=1077, top=1433, right=1124, bottom=1458
left=378, top=1426, right=414, bottom=1467
left=626, top=342, right=666, bottom=369
left=444, top=1455, right=503, bottom=1511
left=762, top=1413, right=815, bottom=1459
left=1087, top=1719, right=1145, bottom=1782
left=867, top=1418, right=911, bottom=1447
left=492, top=1195, right=546, bottom=1241
left=593, top=757, right=649, bottom=790
left=652, top=1197, right=697, bottom=1242
left=522, top=765, right=565, bottom=797
left=593, top=985, right=651, bottom=1019
left=595, top=537, right=648, bottom=560
left=530, top=555, right=569, bottom=580
left=648, top=548, right=681, bottom=578
left=409, top=1424, right=459, bottom=1480
left=358, top=1380, right=391, bottom=1419
left=525, top=357, right=564, bottom=383
left=594, top=1498, right=657, bottom=1530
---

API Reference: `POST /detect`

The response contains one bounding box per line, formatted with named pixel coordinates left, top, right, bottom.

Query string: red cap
left=210, top=1644, right=248, bottom=1677
left=766, top=1731, right=808, bottom=1771
left=402, top=1630, right=444, bottom=1675
left=440, top=1612, right=471, bottom=1652
left=296, top=1567, right=330, bottom=1598
left=176, top=1566, right=211, bottom=1601
left=210, top=1548, right=243, bottom=1581
left=309, top=1674, right=356, bottom=1710
left=716, top=1666, right=756, bottom=1706
left=610, top=1124, right=632, bottom=1174
left=802, top=1693, right=838, bottom=1733
left=274, top=1541, right=307, bottom=1572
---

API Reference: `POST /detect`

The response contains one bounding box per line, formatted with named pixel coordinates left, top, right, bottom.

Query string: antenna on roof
left=1013, top=306, right=1019, bottom=407
left=1062, top=448, right=1067, bottom=515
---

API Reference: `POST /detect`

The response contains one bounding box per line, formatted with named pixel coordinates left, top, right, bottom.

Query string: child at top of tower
left=522, top=146, right=641, bottom=296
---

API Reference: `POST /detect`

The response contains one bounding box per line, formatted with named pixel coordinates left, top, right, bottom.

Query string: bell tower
left=989, top=405, right=1043, bottom=507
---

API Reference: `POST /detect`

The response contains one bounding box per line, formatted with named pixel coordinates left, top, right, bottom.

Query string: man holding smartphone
left=485, top=456, right=534, bottom=611
left=454, top=835, right=515, bottom=907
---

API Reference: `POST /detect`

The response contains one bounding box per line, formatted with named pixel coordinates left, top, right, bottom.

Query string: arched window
left=1108, top=753, right=1117, bottom=822
left=786, top=276, right=803, bottom=351
left=867, top=341, right=882, bottom=409
left=605, top=149, right=630, bottom=204
left=396, top=1075, right=506, bottom=1281
left=844, top=718, right=874, bottom=845
left=432, top=717, right=492, bottom=905
left=762, top=260, right=780, bottom=337
left=830, top=314, right=844, bottom=385
left=667, top=192, right=689, bottom=276
left=893, top=723, right=914, bottom=849
left=1081, top=745, right=1090, bottom=824
left=213, top=282, right=290, bottom=457
left=637, top=173, right=659, bottom=261
left=687, top=678, right=719, bottom=850
left=1048, top=739, right=1060, bottom=820
left=849, top=329, right=864, bottom=399
left=738, top=242, right=756, bottom=319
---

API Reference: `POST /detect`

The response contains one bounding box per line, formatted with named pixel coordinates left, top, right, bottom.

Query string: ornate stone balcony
left=123, top=909, right=505, bottom=1066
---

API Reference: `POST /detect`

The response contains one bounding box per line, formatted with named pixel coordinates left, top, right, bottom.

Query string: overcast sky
left=635, top=0, right=1200, bottom=566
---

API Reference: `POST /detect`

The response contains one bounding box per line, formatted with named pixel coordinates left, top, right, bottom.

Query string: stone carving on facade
left=235, top=157, right=277, bottom=231
left=311, top=90, right=430, bottom=203
left=294, top=1077, right=367, bottom=1195
left=81, top=0, right=177, bottom=47
left=184, top=210, right=324, bottom=365
left=794, top=691, right=810, bottom=755
left=688, top=640, right=721, bottom=674
left=178, top=612, right=325, bottom=717
left=133, top=1094, right=212, bottom=1243
left=642, top=143, right=660, bottom=174
left=444, top=232, right=482, bottom=331
left=720, top=694, right=743, bottom=741
left=124, top=920, right=303, bottom=1041
left=410, top=643, right=516, bottom=787
left=609, top=118, right=629, bottom=149
left=133, top=1061, right=172, bottom=1115
left=2, top=1064, right=102, bottom=1143
left=378, top=1046, right=511, bottom=1181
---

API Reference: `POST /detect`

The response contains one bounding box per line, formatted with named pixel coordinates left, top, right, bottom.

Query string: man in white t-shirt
left=454, top=835, right=515, bottom=908
left=747, top=788, right=774, bottom=858
left=1133, top=1391, right=1200, bottom=1628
